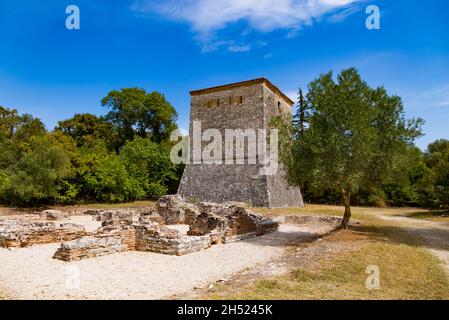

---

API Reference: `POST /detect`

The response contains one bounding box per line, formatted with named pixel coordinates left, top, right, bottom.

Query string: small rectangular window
left=238, top=96, right=243, bottom=105
left=207, top=99, right=220, bottom=108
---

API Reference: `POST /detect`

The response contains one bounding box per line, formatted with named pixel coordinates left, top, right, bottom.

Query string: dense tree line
left=1, top=75, right=448, bottom=213
left=0, top=88, right=180, bottom=206
left=299, top=139, right=449, bottom=209
left=277, top=68, right=449, bottom=228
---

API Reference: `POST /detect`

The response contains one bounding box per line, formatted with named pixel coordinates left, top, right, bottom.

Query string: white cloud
left=406, top=84, right=449, bottom=109
left=180, top=127, right=189, bottom=136
left=328, top=4, right=361, bottom=23
left=285, top=90, right=299, bottom=102
left=228, top=44, right=252, bottom=53
left=436, top=101, right=449, bottom=107
left=133, top=0, right=358, bottom=51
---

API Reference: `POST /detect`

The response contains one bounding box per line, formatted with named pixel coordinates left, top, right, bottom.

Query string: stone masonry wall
left=135, top=226, right=211, bottom=256
left=262, top=84, right=304, bottom=207
left=53, top=233, right=128, bottom=262
left=178, top=79, right=304, bottom=207
left=179, top=164, right=270, bottom=206
left=52, top=197, right=280, bottom=261
left=0, top=221, right=86, bottom=248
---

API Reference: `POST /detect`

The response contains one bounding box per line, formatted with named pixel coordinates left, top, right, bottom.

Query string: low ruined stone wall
left=117, top=228, right=137, bottom=251
left=0, top=221, right=86, bottom=248
left=53, top=234, right=127, bottom=262
left=156, top=195, right=187, bottom=224
left=48, top=197, right=279, bottom=261
left=135, top=225, right=211, bottom=256
left=53, top=227, right=137, bottom=262
left=187, top=201, right=279, bottom=243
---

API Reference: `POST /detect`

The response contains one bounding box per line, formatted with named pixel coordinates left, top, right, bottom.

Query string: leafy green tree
left=61, top=138, right=112, bottom=203
left=0, top=106, right=21, bottom=140
left=83, top=154, right=136, bottom=203
left=0, top=102, right=183, bottom=205
left=0, top=170, right=8, bottom=193
left=101, top=88, right=178, bottom=148
left=56, top=113, right=114, bottom=148
left=277, top=68, right=423, bottom=228
left=421, top=139, right=449, bottom=208
left=1, top=107, right=45, bottom=141
left=119, top=137, right=178, bottom=199
left=2, top=135, right=70, bottom=206
left=379, top=145, right=428, bottom=207
left=293, top=88, right=310, bottom=137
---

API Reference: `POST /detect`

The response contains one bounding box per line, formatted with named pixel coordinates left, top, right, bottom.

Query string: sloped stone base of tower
left=178, top=164, right=304, bottom=208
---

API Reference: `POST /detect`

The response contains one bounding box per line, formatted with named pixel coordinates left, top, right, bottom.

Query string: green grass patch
left=54, top=200, right=156, bottom=210
left=211, top=240, right=449, bottom=300
left=208, top=205, right=449, bottom=300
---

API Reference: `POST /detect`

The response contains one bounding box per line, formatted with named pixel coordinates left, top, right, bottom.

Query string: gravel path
left=0, top=217, right=332, bottom=300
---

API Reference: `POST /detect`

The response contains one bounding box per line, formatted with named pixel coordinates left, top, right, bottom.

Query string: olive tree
left=278, top=68, right=423, bottom=229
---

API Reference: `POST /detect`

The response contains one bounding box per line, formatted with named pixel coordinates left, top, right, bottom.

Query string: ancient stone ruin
left=0, top=219, right=85, bottom=248
left=1, top=195, right=279, bottom=261
left=54, top=195, right=279, bottom=261
left=178, top=78, right=305, bottom=207
left=39, top=209, right=69, bottom=221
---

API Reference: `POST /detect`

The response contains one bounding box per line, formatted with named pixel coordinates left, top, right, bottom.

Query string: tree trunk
left=341, top=189, right=351, bottom=230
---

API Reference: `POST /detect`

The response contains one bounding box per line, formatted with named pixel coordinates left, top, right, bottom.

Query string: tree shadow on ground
left=352, top=223, right=449, bottom=252
left=239, top=227, right=335, bottom=248
left=398, top=210, right=449, bottom=219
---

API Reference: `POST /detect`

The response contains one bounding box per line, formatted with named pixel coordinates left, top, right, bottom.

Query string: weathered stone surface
left=53, top=226, right=137, bottom=261
left=51, top=199, right=278, bottom=261
left=184, top=206, right=201, bottom=226
left=156, top=195, right=187, bottom=224
left=188, top=212, right=227, bottom=236
left=82, top=209, right=104, bottom=216
left=139, top=208, right=165, bottom=225
left=101, top=211, right=134, bottom=228
left=95, top=210, right=133, bottom=223
left=53, top=234, right=127, bottom=261
left=282, top=215, right=342, bottom=225
left=187, top=202, right=278, bottom=243
left=0, top=220, right=86, bottom=248
left=137, top=223, right=181, bottom=239
left=135, top=224, right=210, bottom=256
left=178, top=78, right=304, bottom=207
left=40, top=210, right=69, bottom=220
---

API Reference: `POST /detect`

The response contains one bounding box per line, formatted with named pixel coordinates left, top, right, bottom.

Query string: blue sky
left=0, top=0, right=448, bottom=150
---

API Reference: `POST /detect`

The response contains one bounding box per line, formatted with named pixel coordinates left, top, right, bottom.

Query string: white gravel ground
left=0, top=216, right=332, bottom=300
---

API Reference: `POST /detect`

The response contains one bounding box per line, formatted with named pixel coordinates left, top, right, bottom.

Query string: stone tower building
left=178, top=78, right=304, bottom=208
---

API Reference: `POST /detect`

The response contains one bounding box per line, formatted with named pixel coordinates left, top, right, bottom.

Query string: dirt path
left=0, top=218, right=337, bottom=300
left=374, top=211, right=449, bottom=273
